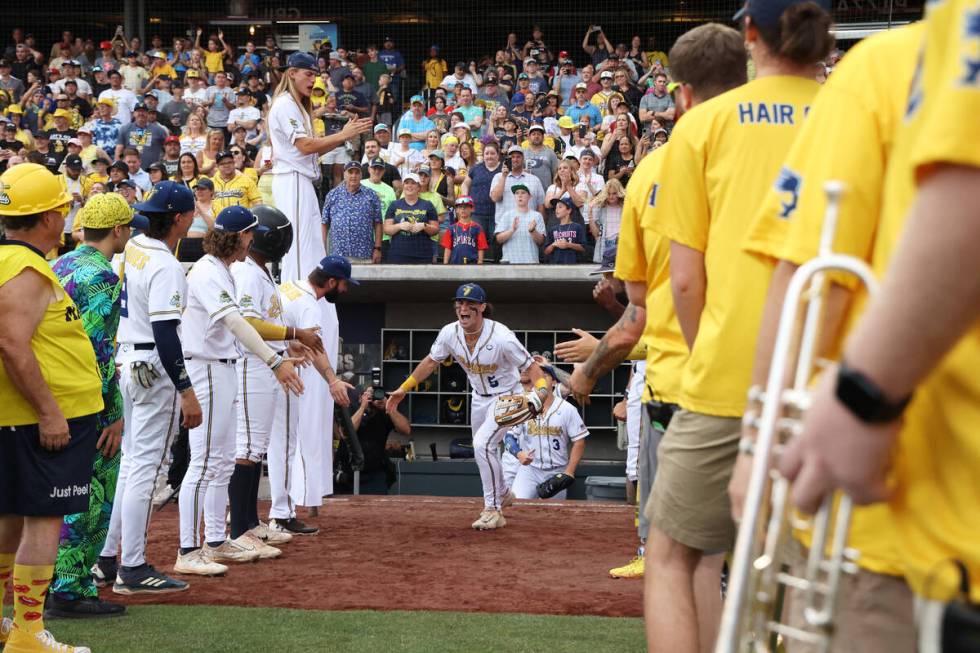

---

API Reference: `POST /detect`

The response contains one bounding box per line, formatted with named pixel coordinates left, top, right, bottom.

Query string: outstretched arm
left=385, top=355, right=441, bottom=414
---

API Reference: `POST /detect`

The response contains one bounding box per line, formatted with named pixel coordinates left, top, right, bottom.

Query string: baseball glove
left=537, top=473, right=575, bottom=499
left=494, top=392, right=543, bottom=427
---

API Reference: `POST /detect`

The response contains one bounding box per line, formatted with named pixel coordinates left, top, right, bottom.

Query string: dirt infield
left=105, top=496, right=643, bottom=617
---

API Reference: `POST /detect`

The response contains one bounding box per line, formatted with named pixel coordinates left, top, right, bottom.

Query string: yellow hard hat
left=0, top=164, right=72, bottom=216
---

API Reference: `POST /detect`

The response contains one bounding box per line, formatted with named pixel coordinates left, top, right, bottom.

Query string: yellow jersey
left=204, top=50, right=225, bottom=74
left=874, top=0, right=980, bottom=602
left=211, top=170, right=262, bottom=213
left=648, top=75, right=820, bottom=417
left=423, top=58, right=448, bottom=90
left=615, top=146, right=686, bottom=404
left=0, top=242, right=103, bottom=425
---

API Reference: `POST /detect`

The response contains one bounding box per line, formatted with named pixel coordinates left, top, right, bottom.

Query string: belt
left=133, top=343, right=155, bottom=351
left=185, top=356, right=238, bottom=365
left=475, top=389, right=517, bottom=399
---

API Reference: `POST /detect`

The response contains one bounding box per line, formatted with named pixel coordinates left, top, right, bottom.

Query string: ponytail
left=757, top=2, right=835, bottom=66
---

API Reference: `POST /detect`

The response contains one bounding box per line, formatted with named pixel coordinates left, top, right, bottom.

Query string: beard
left=324, top=288, right=340, bottom=303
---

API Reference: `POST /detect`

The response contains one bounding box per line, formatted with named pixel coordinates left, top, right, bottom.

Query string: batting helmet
left=0, top=163, right=72, bottom=216
left=250, top=205, right=293, bottom=262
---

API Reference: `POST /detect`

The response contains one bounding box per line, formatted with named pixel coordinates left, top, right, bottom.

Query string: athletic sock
left=11, top=564, right=53, bottom=635
left=247, top=462, right=263, bottom=529
left=228, top=463, right=253, bottom=539
left=0, top=552, right=13, bottom=609
left=179, top=547, right=197, bottom=556
left=207, top=541, right=225, bottom=549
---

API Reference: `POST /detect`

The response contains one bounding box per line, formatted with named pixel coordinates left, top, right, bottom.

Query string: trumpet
left=716, top=182, right=879, bottom=653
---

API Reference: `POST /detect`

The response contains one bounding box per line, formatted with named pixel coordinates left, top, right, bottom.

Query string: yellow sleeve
left=627, top=341, right=647, bottom=360
left=246, top=178, right=262, bottom=207
left=614, top=167, right=650, bottom=283
left=244, top=316, right=288, bottom=341
left=645, top=123, right=710, bottom=252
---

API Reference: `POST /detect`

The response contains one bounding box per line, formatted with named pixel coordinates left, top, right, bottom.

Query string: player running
left=174, top=206, right=303, bottom=576
left=386, top=283, right=552, bottom=530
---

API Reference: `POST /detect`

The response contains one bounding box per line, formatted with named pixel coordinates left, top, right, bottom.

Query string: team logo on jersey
left=774, top=167, right=802, bottom=220
left=962, top=9, right=980, bottom=85
left=648, top=184, right=659, bottom=207
left=64, top=305, right=81, bottom=322
left=169, top=292, right=182, bottom=308
left=289, top=118, right=299, bottom=128
left=240, top=295, right=254, bottom=308
left=0, top=182, right=10, bottom=205
left=219, top=291, right=233, bottom=304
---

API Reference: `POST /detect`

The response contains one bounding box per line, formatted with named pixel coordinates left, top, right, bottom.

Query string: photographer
left=343, top=385, right=411, bottom=494
left=522, top=26, right=552, bottom=66
left=582, top=26, right=614, bottom=68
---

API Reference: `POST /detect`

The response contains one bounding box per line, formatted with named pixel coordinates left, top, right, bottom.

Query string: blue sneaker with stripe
left=112, top=564, right=189, bottom=595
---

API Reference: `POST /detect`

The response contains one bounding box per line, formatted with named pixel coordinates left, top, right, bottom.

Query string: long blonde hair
left=591, top=178, right=625, bottom=207
left=274, top=69, right=314, bottom=131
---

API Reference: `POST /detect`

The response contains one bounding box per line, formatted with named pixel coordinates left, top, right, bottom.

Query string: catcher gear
left=249, top=205, right=293, bottom=262
left=131, top=361, right=161, bottom=389
left=493, top=392, right=543, bottom=428
left=537, top=472, right=575, bottom=499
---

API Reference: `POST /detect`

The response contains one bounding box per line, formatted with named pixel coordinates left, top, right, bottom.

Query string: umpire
left=0, top=163, right=102, bottom=653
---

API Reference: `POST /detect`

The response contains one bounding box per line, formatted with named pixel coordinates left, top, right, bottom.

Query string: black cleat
left=269, top=517, right=319, bottom=535
left=91, top=556, right=118, bottom=588
left=112, top=564, right=189, bottom=595
left=45, top=594, right=126, bottom=619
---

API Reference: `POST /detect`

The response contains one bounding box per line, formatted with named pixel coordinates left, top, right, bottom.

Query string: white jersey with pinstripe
left=116, top=233, right=187, bottom=344
left=509, top=394, right=588, bottom=471
left=428, top=319, right=532, bottom=397
left=181, top=254, right=241, bottom=359
left=231, top=256, right=288, bottom=355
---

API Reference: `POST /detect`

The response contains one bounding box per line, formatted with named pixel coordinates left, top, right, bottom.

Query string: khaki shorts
left=645, top=408, right=740, bottom=552
left=785, top=538, right=916, bottom=653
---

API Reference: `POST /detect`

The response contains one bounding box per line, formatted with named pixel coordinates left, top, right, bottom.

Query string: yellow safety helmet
left=0, top=163, right=72, bottom=216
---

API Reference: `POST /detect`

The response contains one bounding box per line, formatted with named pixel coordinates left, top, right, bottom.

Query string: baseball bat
left=334, top=404, right=364, bottom=472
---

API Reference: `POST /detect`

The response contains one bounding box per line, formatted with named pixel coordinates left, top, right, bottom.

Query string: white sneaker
left=208, top=539, right=261, bottom=563
left=250, top=521, right=293, bottom=545
left=151, top=482, right=175, bottom=509
left=5, top=628, right=91, bottom=652
left=0, top=617, right=12, bottom=645
left=233, top=532, right=281, bottom=560
left=502, top=490, right=516, bottom=509
left=471, top=509, right=506, bottom=530
left=174, top=548, right=228, bottom=576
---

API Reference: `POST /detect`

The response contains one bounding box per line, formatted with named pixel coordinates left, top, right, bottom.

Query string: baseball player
left=99, top=181, right=202, bottom=596
left=386, top=283, right=551, bottom=530
left=228, top=205, right=323, bottom=549
left=506, top=367, right=588, bottom=500
left=622, top=362, right=645, bottom=492
left=268, top=52, right=372, bottom=283
left=270, top=256, right=356, bottom=536
left=174, top=206, right=303, bottom=576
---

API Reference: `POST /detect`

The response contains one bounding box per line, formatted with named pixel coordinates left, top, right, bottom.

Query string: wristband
left=399, top=375, right=418, bottom=392
left=268, top=353, right=284, bottom=370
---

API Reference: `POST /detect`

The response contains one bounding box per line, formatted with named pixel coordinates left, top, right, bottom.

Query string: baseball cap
left=575, top=82, right=588, bottom=90
left=64, top=154, right=83, bottom=169
left=373, top=123, right=389, bottom=133
left=410, top=95, right=424, bottom=105
left=215, top=205, right=259, bottom=232
left=733, top=0, right=830, bottom=27
left=147, top=162, right=166, bottom=173
left=97, top=97, right=115, bottom=107
left=600, top=71, right=614, bottom=80
left=79, top=192, right=150, bottom=230
left=397, top=127, right=412, bottom=137
left=442, top=135, right=459, bottom=145
left=165, top=134, right=180, bottom=144
left=453, top=283, right=486, bottom=303
left=2, top=123, right=15, bottom=132
left=342, top=71, right=354, bottom=80
left=507, top=145, right=524, bottom=155
left=589, top=238, right=619, bottom=276
left=454, top=195, right=474, bottom=207
left=418, top=165, right=431, bottom=176
left=67, top=138, right=82, bottom=147
left=91, top=65, right=103, bottom=73
left=53, top=108, right=71, bottom=119
left=428, top=150, right=444, bottom=160
left=528, top=124, right=545, bottom=133
left=54, top=93, right=69, bottom=101
left=284, top=51, right=318, bottom=72
left=93, top=157, right=111, bottom=166
left=328, top=51, right=341, bottom=61
left=100, top=40, right=113, bottom=50
left=317, top=254, right=359, bottom=284
left=6, top=104, right=22, bottom=114
left=35, top=131, right=50, bottom=140
left=116, top=179, right=137, bottom=190
left=510, top=184, right=530, bottom=194
left=133, top=180, right=195, bottom=213
left=343, top=160, right=362, bottom=172
left=402, top=173, right=421, bottom=184
left=555, top=196, right=576, bottom=211
left=558, top=116, right=577, bottom=130
left=511, top=92, right=526, bottom=106
left=132, top=103, right=147, bottom=112
left=518, top=73, right=529, bottom=80
left=215, top=150, right=234, bottom=163
left=193, top=178, right=214, bottom=191
left=109, top=160, right=128, bottom=172
left=185, top=70, right=201, bottom=79
left=367, top=157, right=386, bottom=169
left=76, top=126, right=92, bottom=135
left=580, top=148, right=599, bottom=160
left=150, top=50, right=166, bottom=59
left=453, top=122, right=471, bottom=131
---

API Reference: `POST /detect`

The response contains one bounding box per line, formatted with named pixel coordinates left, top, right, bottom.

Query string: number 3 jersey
left=509, top=394, right=588, bottom=470
left=429, top=319, right=533, bottom=396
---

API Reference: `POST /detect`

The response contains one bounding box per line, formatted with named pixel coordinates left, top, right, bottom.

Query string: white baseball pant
left=101, top=345, right=180, bottom=568
left=512, top=465, right=569, bottom=500
left=470, top=390, right=520, bottom=510
left=267, top=391, right=299, bottom=520
left=178, top=360, right=238, bottom=548
left=625, top=362, right=646, bottom=482
left=274, top=171, right=325, bottom=284
left=291, top=367, right=333, bottom=507
left=502, top=450, right=521, bottom=490
left=235, top=357, right=283, bottom=462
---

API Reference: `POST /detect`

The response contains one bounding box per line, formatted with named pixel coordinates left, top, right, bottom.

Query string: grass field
left=28, top=605, right=645, bottom=652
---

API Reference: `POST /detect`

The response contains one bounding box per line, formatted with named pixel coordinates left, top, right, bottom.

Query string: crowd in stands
left=0, top=23, right=696, bottom=264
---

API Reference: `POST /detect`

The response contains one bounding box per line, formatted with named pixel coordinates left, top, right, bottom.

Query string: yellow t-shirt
left=211, top=170, right=262, bottom=212
left=423, top=58, right=448, bottom=90
left=204, top=50, right=225, bottom=74
left=615, top=146, right=686, bottom=405
left=749, top=25, right=924, bottom=579
left=0, top=243, right=103, bottom=425
left=875, top=0, right=980, bottom=602
left=648, top=75, right=819, bottom=417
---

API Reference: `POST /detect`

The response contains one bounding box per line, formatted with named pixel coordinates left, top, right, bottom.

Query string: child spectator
left=495, top=184, right=545, bottom=264
left=544, top=197, right=586, bottom=264
left=441, top=196, right=488, bottom=264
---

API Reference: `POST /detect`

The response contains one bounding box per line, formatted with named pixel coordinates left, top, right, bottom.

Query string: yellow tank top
left=0, top=242, right=103, bottom=425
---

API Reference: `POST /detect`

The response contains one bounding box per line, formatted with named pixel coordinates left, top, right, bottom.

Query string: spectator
left=197, top=128, right=226, bottom=176
left=315, top=93, right=352, bottom=190
left=420, top=130, right=442, bottom=159
left=183, top=70, right=208, bottom=107
left=362, top=46, right=388, bottom=92
left=98, top=70, right=137, bottom=124
left=389, top=127, right=424, bottom=177
left=639, top=73, right=675, bottom=134
left=115, top=104, right=168, bottom=169
left=242, top=73, right=269, bottom=113
left=120, top=147, right=151, bottom=192
left=604, top=136, right=637, bottom=185
left=87, top=99, right=120, bottom=154
left=229, top=128, right=257, bottom=164
left=159, top=135, right=182, bottom=177
left=227, top=92, right=260, bottom=138
left=52, top=60, right=92, bottom=98
left=362, top=157, right=397, bottom=219
left=114, top=178, right=138, bottom=205
left=552, top=58, right=582, bottom=106
left=587, top=178, right=624, bottom=262
left=652, top=127, right=668, bottom=146
left=417, top=166, right=449, bottom=261
left=440, top=61, right=479, bottom=94
left=591, top=71, right=618, bottom=115
left=119, top=51, right=147, bottom=92
left=575, top=148, right=604, bottom=204
left=189, top=177, right=214, bottom=236
left=351, top=68, right=375, bottom=120
left=566, top=83, right=603, bottom=127
left=326, top=52, right=349, bottom=91
left=441, top=196, right=488, bottom=264
left=105, top=159, right=129, bottom=191
left=236, top=41, right=262, bottom=77
left=82, top=156, right=109, bottom=193
left=442, top=137, right=467, bottom=179
left=427, top=151, right=454, bottom=209
left=210, top=149, right=261, bottom=212
left=523, top=25, right=552, bottom=65
left=195, top=28, right=231, bottom=80
left=523, top=124, right=559, bottom=191
left=336, top=73, right=370, bottom=118
left=159, top=83, right=190, bottom=133
left=375, top=74, right=396, bottom=127
left=179, top=113, right=207, bottom=155
left=397, top=95, right=436, bottom=151
left=89, top=66, right=111, bottom=97
left=321, top=161, right=383, bottom=263
left=544, top=197, right=586, bottom=264
left=613, top=69, right=642, bottom=109
left=477, top=73, right=508, bottom=107
left=494, top=184, right=545, bottom=264
left=347, top=386, right=410, bottom=494
left=544, top=160, right=586, bottom=225
left=378, top=37, right=405, bottom=98
left=205, top=71, right=236, bottom=132
left=626, top=36, right=649, bottom=72
left=0, top=59, right=24, bottom=98
left=489, top=145, right=546, bottom=216
left=174, top=152, right=202, bottom=188
left=147, top=161, right=167, bottom=187
left=582, top=25, right=614, bottom=68
left=601, top=98, right=639, bottom=137
left=452, top=88, right=484, bottom=137
left=521, top=59, right=547, bottom=94
left=461, top=140, right=502, bottom=248
left=384, top=173, right=438, bottom=263
left=423, top=45, right=448, bottom=91
left=46, top=110, right=76, bottom=168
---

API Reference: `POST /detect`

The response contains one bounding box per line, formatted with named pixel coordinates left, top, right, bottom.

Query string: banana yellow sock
left=0, top=552, right=13, bottom=609
left=12, top=564, right=53, bottom=635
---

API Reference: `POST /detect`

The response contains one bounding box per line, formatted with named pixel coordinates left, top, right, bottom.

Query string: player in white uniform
left=624, top=361, right=645, bottom=488
left=99, top=181, right=201, bottom=595
left=174, top=206, right=303, bottom=576
left=271, top=256, right=356, bottom=535
left=228, top=205, right=324, bottom=548
left=507, top=367, right=589, bottom=500
left=267, top=52, right=372, bottom=283
left=386, top=283, right=552, bottom=530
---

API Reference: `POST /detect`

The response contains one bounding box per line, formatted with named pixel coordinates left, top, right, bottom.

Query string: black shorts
left=0, top=413, right=99, bottom=517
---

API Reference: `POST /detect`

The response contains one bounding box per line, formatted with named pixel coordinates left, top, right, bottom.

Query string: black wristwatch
left=835, top=360, right=911, bottom=423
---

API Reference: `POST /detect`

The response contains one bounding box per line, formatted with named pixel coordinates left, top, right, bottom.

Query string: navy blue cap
left=215, top=205, right=259, bottom=233
left=343, top=160, right=362, bottom=172
left=133, top=102, right=147, bottom=112
left=733, top=0, right=830, bottom=28
left=453, top=283, right=487, bottom=303
left=130, top=214, right=151, bottom=230
left=555, top=196, right=575, bottom=210
left=284, top=51, right=318, bottom=72
left=133, top=180, right=195, bottom=213
left=318, top=255, right=359, bottom=285
left=588, top=237, right=619, bottom=276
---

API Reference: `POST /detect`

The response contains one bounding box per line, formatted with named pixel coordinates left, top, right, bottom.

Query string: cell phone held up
left=371, top=366, right=385, bottom=401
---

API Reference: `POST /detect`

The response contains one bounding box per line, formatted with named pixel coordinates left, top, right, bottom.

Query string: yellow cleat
left=609, top=555, right=645, bottom=579
left=3, top=628, right=92, bottom=653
